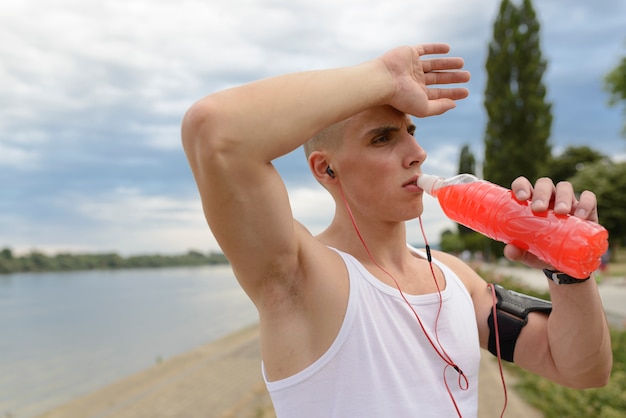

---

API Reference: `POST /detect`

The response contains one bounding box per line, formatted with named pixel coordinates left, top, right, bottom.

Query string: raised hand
left=379, top=43, right=471, bottom=117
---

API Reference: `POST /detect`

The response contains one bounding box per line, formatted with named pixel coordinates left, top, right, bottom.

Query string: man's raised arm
left=180, top=44, right=469, bottom=298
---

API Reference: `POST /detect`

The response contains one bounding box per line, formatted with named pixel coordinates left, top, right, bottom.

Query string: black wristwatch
left=543, top=269, right=591, bottom=285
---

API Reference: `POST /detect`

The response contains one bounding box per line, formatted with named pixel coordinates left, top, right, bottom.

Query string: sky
left=1, top=0, right=625, bottom=256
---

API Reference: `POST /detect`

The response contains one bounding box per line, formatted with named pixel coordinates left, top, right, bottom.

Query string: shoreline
left=36, top=323, right=272, bottom=418
left=36, top=323, right=543, bottom=418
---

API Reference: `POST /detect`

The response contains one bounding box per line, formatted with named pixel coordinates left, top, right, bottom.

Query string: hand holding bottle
left=511, top=176, right=599, bottom=224
left=505, top=176, right=605, bottom=275
left=419, top=174, right=608, bottom=279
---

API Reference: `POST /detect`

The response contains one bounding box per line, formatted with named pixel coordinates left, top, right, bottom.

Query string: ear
left=309, top=151, right=336, bottom=184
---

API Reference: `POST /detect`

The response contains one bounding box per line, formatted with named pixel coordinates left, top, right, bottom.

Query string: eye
left=372, top=135, right=389, bottom=144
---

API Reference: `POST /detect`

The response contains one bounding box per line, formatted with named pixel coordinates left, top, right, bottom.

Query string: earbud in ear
left=326, top=166, right=336, bottom=179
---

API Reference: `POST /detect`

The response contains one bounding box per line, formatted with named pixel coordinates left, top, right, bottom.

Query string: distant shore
left=0, top=248, right=228, bottom=274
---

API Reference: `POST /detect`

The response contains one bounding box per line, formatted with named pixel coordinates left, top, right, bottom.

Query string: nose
left=403, top=134, right=427, bottom=168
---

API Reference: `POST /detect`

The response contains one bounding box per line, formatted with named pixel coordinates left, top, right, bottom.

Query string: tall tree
left=458, top=144, right=476, bottom=175
left=483, top=0, right=552, bottom=187
left=456, top=144, right=478, bottom=238
left=604, top=52, right=626, bottom=136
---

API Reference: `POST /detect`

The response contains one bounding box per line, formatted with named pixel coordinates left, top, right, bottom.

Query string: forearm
left=547, top=276, right=612, bottom=387
left=183, top=59, right=392, bottom=162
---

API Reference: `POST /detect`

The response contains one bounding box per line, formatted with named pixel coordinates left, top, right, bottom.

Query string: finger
left=530, top=177, right=556, bottom=212
left=426, top=87, right=469, bottom=101
left=424, top=71, right=471, bottom=85
left=421, top=99, right=457, bottom=117
left=422, top=57, right=466, bottom=73
left=416, top=43, right=451, bottom=57
left=574, top=190, right=599, bottom=222
left=503, top=244, right=550, bottom=270
left=553, top=181, right=575, bottom=214
left=511, top=176, right=532, bottom=201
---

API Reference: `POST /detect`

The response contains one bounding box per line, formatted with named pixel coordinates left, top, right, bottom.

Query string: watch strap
left=542, top=269, right=590, bottom=285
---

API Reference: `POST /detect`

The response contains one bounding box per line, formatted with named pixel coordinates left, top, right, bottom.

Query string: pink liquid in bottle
left=418, top=174, right=608, bottom=279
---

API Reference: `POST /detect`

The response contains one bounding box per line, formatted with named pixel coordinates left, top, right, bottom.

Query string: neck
left=321, top=210, right=412, bottom=268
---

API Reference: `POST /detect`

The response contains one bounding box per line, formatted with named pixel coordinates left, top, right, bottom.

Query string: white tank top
left=263, top=247, right=480, bottom=417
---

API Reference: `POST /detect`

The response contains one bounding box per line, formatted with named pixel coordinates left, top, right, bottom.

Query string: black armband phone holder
left=487, top=284, right=552, bottom=362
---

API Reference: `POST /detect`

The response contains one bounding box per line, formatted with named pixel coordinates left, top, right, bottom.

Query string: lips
left=403, top=175, right=419, bottom=187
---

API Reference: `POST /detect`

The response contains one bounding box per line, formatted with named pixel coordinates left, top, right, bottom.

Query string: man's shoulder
left=428, top=249, right=486, bottom=291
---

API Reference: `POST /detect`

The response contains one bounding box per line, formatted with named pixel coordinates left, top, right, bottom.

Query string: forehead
left=343, top=106, right=412, bottom=139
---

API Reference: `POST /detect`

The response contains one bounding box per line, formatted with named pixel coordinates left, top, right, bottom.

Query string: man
left=182, top=44, right=611, bottom=417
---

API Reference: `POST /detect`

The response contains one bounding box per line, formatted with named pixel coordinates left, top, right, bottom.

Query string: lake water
left=0, top=265, right=258, bottom=418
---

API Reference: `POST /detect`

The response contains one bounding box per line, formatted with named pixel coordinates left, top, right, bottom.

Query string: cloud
left=0, top=0, right=624, bottom=254
left=288, top=186, right=336, bottom=235
left=0, top=142, right=40, bottom=168
left=4, top=187, right=215, bottom=255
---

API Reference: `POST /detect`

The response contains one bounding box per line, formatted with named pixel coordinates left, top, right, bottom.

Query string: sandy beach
left=35, top=322, right=543, bottom=418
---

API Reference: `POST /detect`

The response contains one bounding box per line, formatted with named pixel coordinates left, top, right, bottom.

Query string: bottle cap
left=417, top=174, right=440, bottom=195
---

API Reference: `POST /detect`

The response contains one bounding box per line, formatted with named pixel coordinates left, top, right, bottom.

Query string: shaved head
left=303, top=119, right=348, bottom=160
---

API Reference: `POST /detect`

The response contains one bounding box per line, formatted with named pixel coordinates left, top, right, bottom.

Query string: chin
left=411, top=201, right=424, bottom=215
left=400, top=206, right=424, bottom=221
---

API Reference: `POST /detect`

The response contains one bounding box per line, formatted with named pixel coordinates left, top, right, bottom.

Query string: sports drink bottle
left=418, top=173, right=608, bottom=279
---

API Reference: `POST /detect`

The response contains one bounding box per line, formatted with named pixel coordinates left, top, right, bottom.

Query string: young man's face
left=332, top=105, right=428, bottom=222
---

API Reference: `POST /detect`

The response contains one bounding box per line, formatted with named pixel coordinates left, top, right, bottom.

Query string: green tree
left=13, top=250, right=51, bottom=271
left=569, top=161, right=626, bottom=250
left=483, top=0, right=552, bottom=187
left=604, top=52, right=626, bottom=135
left=0, top=249, right=230, bottom=275
left=540, top=145, right=606, bottom=182
left=458, top=144, right=476, bottom=175
left=439, top=229, right=464, bottom=254
left=0, top=248, right=15, bottom=273
left=1, top=248, right=12, bottom=259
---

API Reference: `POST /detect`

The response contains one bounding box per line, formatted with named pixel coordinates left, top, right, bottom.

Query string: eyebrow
left=365, top=123, right=416, bottom=138
left=365, top=125, right=399, bottom=138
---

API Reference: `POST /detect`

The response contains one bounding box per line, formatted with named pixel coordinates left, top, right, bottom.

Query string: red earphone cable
left=337, top=183, right=467, bottom=417
left=488, top=283, right=508, bottom=417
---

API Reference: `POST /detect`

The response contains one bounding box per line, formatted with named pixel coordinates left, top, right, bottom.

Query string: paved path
left=38, top=323, right=543, bottom=418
